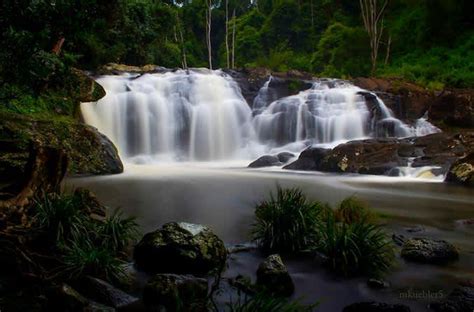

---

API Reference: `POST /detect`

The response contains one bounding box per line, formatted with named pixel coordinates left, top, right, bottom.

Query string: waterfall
left=81, top=71, right=440, bottom=164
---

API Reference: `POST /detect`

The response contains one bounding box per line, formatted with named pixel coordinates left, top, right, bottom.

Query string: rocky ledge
left=283, top=132, right=474, bottom=184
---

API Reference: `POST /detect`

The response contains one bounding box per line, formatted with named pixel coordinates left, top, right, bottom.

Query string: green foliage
left=227, top=292, right=317, bottom=312
left=316, top=211, right=395, bottom=277
left=335, top=196, right=376, bottom=224
left=99, top=208, right=140, bottom=253
left=252, top=187, right=324, bottom=253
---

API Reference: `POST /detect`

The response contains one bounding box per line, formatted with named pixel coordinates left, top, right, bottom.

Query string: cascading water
left=81, top=70, right=440, bottom=164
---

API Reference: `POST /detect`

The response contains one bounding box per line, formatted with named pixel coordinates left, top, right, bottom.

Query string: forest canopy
left=0, top=0, right=473, bottom=107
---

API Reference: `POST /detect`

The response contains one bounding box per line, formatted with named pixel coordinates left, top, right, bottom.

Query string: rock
left=51, top=284, right=115, bottom=312
left=143, top=274, right=208, bottom=312
left=73, top=188, right=107, bottom=219
left=401, top=238, right=459, bottom=264
left=256, top=254, right=294, bottom=297
left=99, top=63, right=163, bottom=75
left=367, top=278, right=390, bottom=289
left=430, top=286, right=474, bottom=312
left=445, top=152, right=474, bottom=186
left=0, top=112, right=123, bottom=175
left=227, top=242, right=257, bottom=254
left=277, top=152, right=295, bottom=163
left=405, top=225, right=425, bottom=233
left=248, top=155, right=282, bottom=168
left=134, top=222, right=227, bottom=275
left=343, top=301, right=411, bottom=312
left=78, top=276, right=139, bottom=309
left=229, top=274, right=256, bottom=295
left=283, top=147, right=329, bottom=170
left=71, top=68, right=106, bottom=102
left=392, top=234, right=406, bottom=247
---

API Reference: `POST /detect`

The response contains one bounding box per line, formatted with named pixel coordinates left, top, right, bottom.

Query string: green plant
left=227, top=292, right=317, bottom=312
left=335, top=196, right=376, bottom=224
left=316, top=212, right=395, bottom=277
left=99, top=208, right=139, bottom=253
left=252, top=186, right=324, bottom=253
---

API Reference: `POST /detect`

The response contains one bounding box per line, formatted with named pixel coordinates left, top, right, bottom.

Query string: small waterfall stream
left=81, top=70, right=440, bottom=164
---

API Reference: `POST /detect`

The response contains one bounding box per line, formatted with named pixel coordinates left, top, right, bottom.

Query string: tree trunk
left=206, top=0, right=213, bottom=70
left=225, top=0, right=230, bottom=68
left=231, top=8, right=236, bottom=69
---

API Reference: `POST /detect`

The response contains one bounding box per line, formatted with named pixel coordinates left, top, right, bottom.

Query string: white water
left=81, top=70, right=440, bottom=165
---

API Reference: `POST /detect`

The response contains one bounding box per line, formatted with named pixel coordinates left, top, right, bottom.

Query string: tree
left=205, top=0, right=213, bottom=69
left=359, top=0, right=389, bottom=74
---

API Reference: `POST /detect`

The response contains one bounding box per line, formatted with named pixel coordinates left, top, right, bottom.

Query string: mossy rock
left=256, top=254, right=294, bottom=297
left=401, top=238, right=459, bottom=265
left=70, top=68, right=106, bottom=103
left=0, top=112, right=123, bottom=175
left=134, top=222, right=227, bottom=275
left=445, top=152, right=474, bottom=186
left=143, top=274, right=208, bottom=312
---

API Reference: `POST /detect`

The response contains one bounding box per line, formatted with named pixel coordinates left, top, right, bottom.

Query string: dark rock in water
left=78, top=276, right=139, bottom=309
left=277, top=152, right=295, bottom=163
left=401, top=238, right=459, bottom=264
left=227, top=242, right=258, bottom=254
left=392, top=234, right=406, bottom=246
left=143, top=274, right=208, bottom=312
left=248, top=155, right=282, bottom=168
left=256, top=254, right=294, bottom=297
left=283, top=147, right=329, bottom=170
left=343, top=301, right=411, bottom=312
left=430, top=286, right=474, bottom=312
left=134, top=222, right=227, bottom=275
left=284, top=132, right=474, bottom=177
left=405, top=225, right=425, bottom=233
left=51, top=284, right=115, bottom=312
left=445, top=152, right=474, bottom=187
left=229, top=274, right=256, bottom=295
left=367, top=278, right=390, bottom=289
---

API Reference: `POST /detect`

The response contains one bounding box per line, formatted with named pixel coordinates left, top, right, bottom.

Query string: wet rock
left=283, top=147, right=329, bottom=170
left=78, top=276, right=138, bottom=309
left=401, top=238, right=459, bottom=264
left=134, top=222, right=227, bottom=275
left=143, top=274, right=208, bottom=312
left=445, top=152, right=474, bottom=186
left=392, top=234, right=406, bottom=247
left=277, top=152, right=295, bottom=163
left=248, top=155, right=282, bottom=168
left=99, top=63, right=162, bottom=75
left=52, top=284, right=115, bottom=312
left=367, top=278, right=390, bottom=289
left=405, top=225, right=425, bottom=233
left=430, top=286, right=474, bottom=312
left=227, top=242, right=257, bottom=254
left=256, top=254, right=294, bottom=297
left=343, top=301, right=411, bottom=312
left=229, top=274, right=256, bottom=295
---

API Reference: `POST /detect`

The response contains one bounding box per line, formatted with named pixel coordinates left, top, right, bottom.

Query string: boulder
left=367, top=278, right=390, bottom=289
left=143, top=274, right=208, bottom=312
left=277, top=152, right=295, bottom=163
left=256, top=254, right=294, bottom=297
left=248, top=155, right=282, bottom=168
left=283, top=147, right=329, bottom=170
left=134, top=222, right=227, bottom=275
left=445, top=152, right=474, bottom=186
left=430, top=286, right=474, bottom=312
left=401, top=238, right=459, bottom=264
left=343, top=302, right=411, bottom=312
left=229, top=274, right=256, bottom=295
left=0, top=112, right=123, bottom=175
left=78, top=276, right=139, bottom=309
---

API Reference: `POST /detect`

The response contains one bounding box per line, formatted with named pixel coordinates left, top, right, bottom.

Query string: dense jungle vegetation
left=0, top=0, right=473, bottom=115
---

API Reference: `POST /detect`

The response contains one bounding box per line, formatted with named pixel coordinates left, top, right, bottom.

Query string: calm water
left=66, top=164, right=474, bottom=311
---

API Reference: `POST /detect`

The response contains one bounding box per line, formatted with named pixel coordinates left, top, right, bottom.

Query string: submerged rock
left=430, top=286, right=474, bottom=312
left=134, top=222, right=227, bottom=275
left=51, top=284, right=115, bottom=312
left=78, top=276, right=139, bottom=309
left=143, top=274, right=208, bottom=312
left=343, top=301, right=411, bottom=312
left=367, top=278, right=390, bottom=289
left=256, top=254, right=294, bottom=297
left=401, top=238, right=459, bottom=264
left=445, top=152, right=474, bottom=186
left=248, top=155, right=282, bottom=168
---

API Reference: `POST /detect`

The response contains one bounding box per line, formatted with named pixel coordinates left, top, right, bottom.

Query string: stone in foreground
left=343, top=301, right=411, bottom=312
left=430, top=286, right=474, bottom=312
left=143, top=274, right=208, bottom=312
left=134, top=222, right=227, bottom=274
left=79, top=276, right=139, bottom=309
left=256, top=254, right=294, bottom=297
left=401, top=238, right=459, bottom=264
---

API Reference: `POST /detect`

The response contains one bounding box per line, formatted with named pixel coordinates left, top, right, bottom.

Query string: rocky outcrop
left=134, top=222, right=227, bottom=275
left=98, top=63, right=167, bottom=75
left=256, top=254, right=294, bottom=297
left=353, top=77, right=474, bottom=129
left=401, top=238, right=459, bottom=264
left=445, top=152, right=474, bottom=186
left=284, top=132, right=474, bottom=176
left=71, top=68, right=106, bottom=103
left=430, top=286, right=474, bottom=312
left=0, top=112, right=123, bottom=175
left=343, top=302, right=411, bottom=312
left=143, top=274, right=208, bottom=312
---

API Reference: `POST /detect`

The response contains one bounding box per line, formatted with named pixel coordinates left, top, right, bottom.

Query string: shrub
left=99, top=208, right=139, bottom=253
left=252, top=187, right=324, bottom=253
left=227, top=292, right=317, bottom=312
left=335, top=196, right=376, bottom=224
left=316, top=212, right=395, bottom=277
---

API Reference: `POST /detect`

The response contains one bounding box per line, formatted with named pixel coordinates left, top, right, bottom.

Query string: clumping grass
left=252, top=188, right=395, bottom=276
left=227, top=292, right=317, bottom=312
left=335, top=196, right=376, bottom=224
left=99, top=208, right=139, bottom=253
left=252, top=186, right=324, bottom=253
